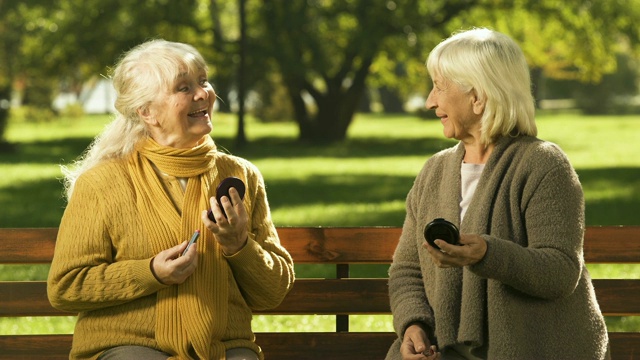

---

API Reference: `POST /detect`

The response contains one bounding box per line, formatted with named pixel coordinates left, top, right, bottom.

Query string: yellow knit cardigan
left=47, top=138, right=294, bottom=359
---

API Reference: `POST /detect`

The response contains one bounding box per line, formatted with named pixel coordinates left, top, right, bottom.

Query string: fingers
left=203, top=189, right=248, bottom=246
left=220, top=187, right=246, bottom=223
left=202, top=188, right=248, bottom=234
left=423, top=346, right=439, bottom=358
left=205, top=187, right=245, bottom=226
left=151, top=241, right=198, bottom=285
left=400, top=325, right=437, bottom=359
left=228, top=187, right=245, bottom=213
left=207, top=197, right=225, bottom=226
left=422, top=234, right=487, bottom=267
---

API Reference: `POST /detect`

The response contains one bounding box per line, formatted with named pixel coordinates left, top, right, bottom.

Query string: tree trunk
left=294, top=58, right=372, bottom=143
left=209, top=0, right=235, bottom=114
left=235, top=0, right=247, bottom=148
left=357, top=87, right=372, bottom=113
left=0, top=85, right=14, bottom=152
left=530, top=67, right=543, bottom=108
left=378, top=86, right=405, bottom=113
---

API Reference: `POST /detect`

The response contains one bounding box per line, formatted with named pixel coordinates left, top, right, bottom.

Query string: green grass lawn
left=1, top=111, right=639, bottom=334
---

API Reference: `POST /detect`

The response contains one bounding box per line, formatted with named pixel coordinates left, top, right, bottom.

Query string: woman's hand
left=400, top=324, right=440, bottom=359
left=202, top=187, right=249, bottom=255
left=424, top=233, right=487, bottom=268
left=151, top=241, right=198, bottom=285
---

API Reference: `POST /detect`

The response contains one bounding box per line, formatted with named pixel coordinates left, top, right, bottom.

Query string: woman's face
left=425, top=73, right=484, bottom=143
left=142, top=68, right=216, bottom=148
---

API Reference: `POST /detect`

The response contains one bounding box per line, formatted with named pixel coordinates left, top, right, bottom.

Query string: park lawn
left=1, top=111, right=639, bottom=334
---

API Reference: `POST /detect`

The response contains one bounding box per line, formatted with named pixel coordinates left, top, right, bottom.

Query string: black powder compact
left=207, top=177, right=246, bottom=222
left=423, top=218, right=459, bottom=250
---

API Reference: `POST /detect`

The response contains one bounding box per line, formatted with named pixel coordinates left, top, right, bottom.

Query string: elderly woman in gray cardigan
left=386, top=28, right=609, bottom=360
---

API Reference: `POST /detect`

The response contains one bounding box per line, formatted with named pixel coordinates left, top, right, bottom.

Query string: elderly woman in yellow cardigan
left=47, top=39, right=294, bottom=360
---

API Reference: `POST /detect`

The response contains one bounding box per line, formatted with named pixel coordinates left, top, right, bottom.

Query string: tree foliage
left=1, top=0, right=638, bottom=147
left=256, top=0, right=471, bottom=142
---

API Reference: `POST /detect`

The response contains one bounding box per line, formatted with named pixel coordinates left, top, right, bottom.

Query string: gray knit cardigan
left=386, top=135, right=609, bottom=360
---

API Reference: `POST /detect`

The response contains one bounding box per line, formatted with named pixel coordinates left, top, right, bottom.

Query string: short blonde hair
left=62, top=39, right=208, bottom=199
left=426, top=28, right=536, bottom=145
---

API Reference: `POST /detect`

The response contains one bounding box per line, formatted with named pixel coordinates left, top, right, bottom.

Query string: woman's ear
left=137, top=106, right=157, bottom=126
left=470, top=91, right=485, bottom=115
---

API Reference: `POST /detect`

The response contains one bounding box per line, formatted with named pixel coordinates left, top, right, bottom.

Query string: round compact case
left=423, top=218, right=459, bottom=250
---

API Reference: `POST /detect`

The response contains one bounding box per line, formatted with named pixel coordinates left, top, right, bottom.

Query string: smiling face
left=140, top=68, right=215, bottom=148
left=425, top=73, right=484, bottom=144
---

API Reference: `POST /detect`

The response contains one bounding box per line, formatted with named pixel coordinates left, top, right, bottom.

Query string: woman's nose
left=425, top=90, right=436, bottom=110
left=194, top=86, right=209, bottom=101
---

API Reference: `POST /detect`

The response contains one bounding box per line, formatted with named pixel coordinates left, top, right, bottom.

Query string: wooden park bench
left=1, top=226, right=639, bottom=359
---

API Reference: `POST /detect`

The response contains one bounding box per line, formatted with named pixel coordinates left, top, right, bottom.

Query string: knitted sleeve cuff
left=134, top=258, right=168, bottom=292
left=223, top=233, right=260, bottom=265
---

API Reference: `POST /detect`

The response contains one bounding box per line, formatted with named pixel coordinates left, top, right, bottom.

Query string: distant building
left=52, top=77, right=116, bottom=114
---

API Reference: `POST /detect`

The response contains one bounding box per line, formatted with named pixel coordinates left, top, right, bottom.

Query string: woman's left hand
left=423, top=234, right=487, bottom=268
left=202, top=187, right=248, bottom=255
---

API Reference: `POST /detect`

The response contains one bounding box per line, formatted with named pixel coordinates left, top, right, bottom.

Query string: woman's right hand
left=401, top=324, right=440, bottom=359
left=150, top=241, right=198, bottom=285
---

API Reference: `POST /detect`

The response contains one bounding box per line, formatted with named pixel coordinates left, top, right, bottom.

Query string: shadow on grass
left=0, top=134, right=452, bottom=164
left=265, top=174, right=415, bottom=207
left=0, top=137, right=95, bottom=165
left=577, top=167, right=640, bottom=226
left=0, top=177, right=66, bottom=227
left=264, top=173, right=415, bottom=227
left=218, top=135, right=456, bottom=160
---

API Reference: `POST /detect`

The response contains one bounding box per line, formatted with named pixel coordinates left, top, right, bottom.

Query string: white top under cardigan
left=460, top=162, right=485, bottom=222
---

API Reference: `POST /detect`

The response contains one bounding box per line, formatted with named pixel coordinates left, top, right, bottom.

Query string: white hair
left=426, top=28, right=537, bottom=146
left=61, top=39, right=208, bottom=199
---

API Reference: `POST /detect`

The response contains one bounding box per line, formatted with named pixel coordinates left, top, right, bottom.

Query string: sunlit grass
left=272, top=200, right=407, bottom=227
left=1, top=317, right=77, bottom=335
left=588, top=264, right=640, bottom=279
left=0, top=314, right=396, bottom=335
left=252, top=315, right=337, bottom=333
left=536, top=114, right=640, bottom=168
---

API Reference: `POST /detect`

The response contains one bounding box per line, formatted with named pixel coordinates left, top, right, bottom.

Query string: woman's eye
left=179, top=86, right=189, bottom=92
left=200, top=79, right=209, bottom=86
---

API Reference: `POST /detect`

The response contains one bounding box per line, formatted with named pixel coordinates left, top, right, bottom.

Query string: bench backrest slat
left=0, top=228, right=58, bottom=264
left=2, top=278, right=639, bottom=317
left=583, top=226, right=640, bottom=263
left=1, top=226, right=640, bottom=264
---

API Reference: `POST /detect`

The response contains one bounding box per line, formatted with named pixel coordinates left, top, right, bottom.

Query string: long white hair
left=61, top=39, right=208, bottom=199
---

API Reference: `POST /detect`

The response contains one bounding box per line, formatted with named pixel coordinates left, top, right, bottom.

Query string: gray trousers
left=98, top=345, right=259, bottom=360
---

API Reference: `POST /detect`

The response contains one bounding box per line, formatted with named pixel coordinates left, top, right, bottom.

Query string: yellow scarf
left=128, top=136, right=228, bottom=359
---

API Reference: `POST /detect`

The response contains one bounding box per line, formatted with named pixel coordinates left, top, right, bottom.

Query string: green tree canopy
left=1, top=0, right=638, bottom=146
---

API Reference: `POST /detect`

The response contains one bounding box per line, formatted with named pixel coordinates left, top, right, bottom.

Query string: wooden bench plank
left=257, top=332, right=396, bottom=360
left=1, top=332, right=638, bottom=360
left=277, top=227, right=401, bottom=263
left=264, top=279, right=390, bottom=314
left=608, top=332, right=640, bottom=359
left=591, top=279, right=640, bottom=316
left=3, top=278, right=640, bottom=317
left=0, top=228, right=58, bottom=264
left=0, top=281, right=71, bottom=317
left=0, top=227, right=403, bottom=264
left=0, top=279, right=391, bottom=317
left=1, top=226, right=640, bottom=264
left=583, top=226, right=640, bottom=264
left=0, top=334, right=72, bottom=358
